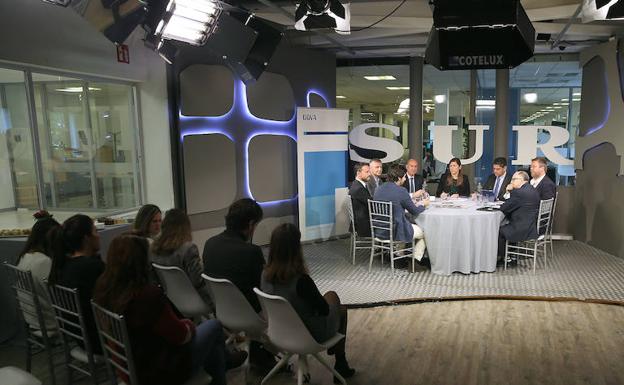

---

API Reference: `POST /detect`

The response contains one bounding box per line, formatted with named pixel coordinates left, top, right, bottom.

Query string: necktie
left=493, top=176, right=502, bottom=197
left=409, top=177, right=414, bottom=193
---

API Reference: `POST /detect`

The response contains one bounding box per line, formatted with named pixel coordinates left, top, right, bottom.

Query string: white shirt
left=493, top=172, right=506, bottom=197
left=357, top=179, right=367, bottom=189
left=407, top=175, right=416, bottom=193
left=531, top=174, right=545, bottom=188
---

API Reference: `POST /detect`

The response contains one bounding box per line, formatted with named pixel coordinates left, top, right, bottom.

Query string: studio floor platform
left=303, top=239, right=624, bottom=305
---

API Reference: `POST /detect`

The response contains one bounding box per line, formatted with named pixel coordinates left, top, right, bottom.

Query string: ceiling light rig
left=154, top=0, right=222, bottom=46
left=294, top=0, right=351, bottom=35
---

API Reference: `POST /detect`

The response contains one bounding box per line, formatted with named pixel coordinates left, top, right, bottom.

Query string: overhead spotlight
left=154, top=0, right=222, bottom=46
left=523, top=93, right=538, bottom=103
left=157, top=40, right=179, bottom=64
left=294, top=0, right=351, bottom=35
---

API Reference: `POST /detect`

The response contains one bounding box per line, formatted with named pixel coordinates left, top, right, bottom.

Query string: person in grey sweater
left=150, top=209, right=215, bottom=315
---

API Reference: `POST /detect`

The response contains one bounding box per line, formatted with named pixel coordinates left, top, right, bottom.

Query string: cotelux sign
left=448, top=54, right=505, bottom=68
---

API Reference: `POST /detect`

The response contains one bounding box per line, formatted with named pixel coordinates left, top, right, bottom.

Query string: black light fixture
left=294, top=0, right=350, bottom=34
left=41, top=0, right=71, bottom=5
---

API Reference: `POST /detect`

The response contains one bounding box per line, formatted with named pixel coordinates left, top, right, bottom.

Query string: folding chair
left=368, top=199, right=416, bottom=274
left=505, top=198, right=555, bottom=273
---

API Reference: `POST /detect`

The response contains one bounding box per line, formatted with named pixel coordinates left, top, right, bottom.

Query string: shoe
left=225, top=349, right=248, bottom=370
left=333, top=359, right=355, bottom=383
left=417, top=257, right=431, bottom=268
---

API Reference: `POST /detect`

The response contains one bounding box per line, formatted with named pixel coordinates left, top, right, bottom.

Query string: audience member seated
left=48, top=214, right=105, bottom=353
left=484, top=157, right=512, bottom=201
left=374, top=164, right=429, bottom=265
left=530, top=157, right=557, bottom=200
left=133, top=204, right=162, bottom=240
left=436, top=158, right=471, bottom=198
left=497, top=171, right=541, bottom=264
left=16, top=214, right=60, bottom=332
left=402, top=158, right=426, bottom=198
left=366, top=158, right=384, bottom=196
left=94, top=235, right=245, bottom=385
left=261, top=223, right=355, bottom=381
left=202, top=198, right=275, bottom=369
left=150, top=209, right=214, bottom=314
left=348, top=162, right=372, bottom=237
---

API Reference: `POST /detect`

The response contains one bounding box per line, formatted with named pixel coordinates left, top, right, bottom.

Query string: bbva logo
left=349, top=124, right=574, bottom=166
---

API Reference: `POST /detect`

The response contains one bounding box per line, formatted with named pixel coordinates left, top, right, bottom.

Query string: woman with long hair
left=133, top=204, right=162, bottom=239
left=150, top=209, right=214, bottom=314
left=48, top=214, right=104, bottom=353
left=16, top=216, right=61, bottom=331
left=94, top=234, right=230, bottom=385
left=436, top=157, right=471, bottom=198
left=262, top=223, right=355, bottom=380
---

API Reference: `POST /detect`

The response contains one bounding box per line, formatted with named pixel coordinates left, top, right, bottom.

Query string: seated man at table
left=402, top=158, right=427, bottom=199
left=374, top=164, right=430, bottom=267
left=484, top=157, right=512, bottom=201
left=348, top=162, right=372, bottom=237
left=497, top=171, right=540, bottom=264
left=530, top=157, right=557, bottom=201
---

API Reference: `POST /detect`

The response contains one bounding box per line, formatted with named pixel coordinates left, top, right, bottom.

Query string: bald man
left=402, top=159, right=425, bottom=198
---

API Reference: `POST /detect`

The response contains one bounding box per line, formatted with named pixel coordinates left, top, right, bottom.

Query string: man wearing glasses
left=497, top=171, right=540, bottom=265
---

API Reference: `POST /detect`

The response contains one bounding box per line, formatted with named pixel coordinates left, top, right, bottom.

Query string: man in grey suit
left=366, top=158, right=383, bottom=196
left=373, top=164, right=429, bottom=265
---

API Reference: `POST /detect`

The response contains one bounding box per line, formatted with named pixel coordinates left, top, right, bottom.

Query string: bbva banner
left=349, top=124, right=574, bottom=166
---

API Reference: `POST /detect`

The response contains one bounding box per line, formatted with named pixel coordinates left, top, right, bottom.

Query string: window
left=0, top=65, right=143, bottom=213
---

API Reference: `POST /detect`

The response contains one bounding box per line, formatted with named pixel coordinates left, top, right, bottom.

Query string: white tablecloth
left=415, top=198, right=504, bottom=276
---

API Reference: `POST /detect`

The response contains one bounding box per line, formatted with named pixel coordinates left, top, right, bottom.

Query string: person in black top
left=529, top=157, right=557, bottom=200
left=402, top=158, right=426, bottom=198
left=436, top=157, right=471, bottom=198
left=202, top=198, right=272, bottom=369
left=483, top=157, right=513, bottom=201
left=261, top=223, right=355, bottom=382
left=48, top=214, right=105, bottom=354
left=348, top=163, right=372, bottom=237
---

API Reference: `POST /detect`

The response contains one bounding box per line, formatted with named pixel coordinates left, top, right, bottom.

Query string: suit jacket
left=436, top=174, right=471, bottom=197
left=373, top=182, right=425, bottom=242
left=499, top=183, right=541, bottom=242
left=202, top=230, right=265, bottom=313
left=534, top=175, right=556, bottom=201
left=366, top=175, right=383, bottom=197
left=484, top=172, right=513, bottom=201
left=348, top=180, right=372, bottom=237
left=402, top=174, right=424, bottom=194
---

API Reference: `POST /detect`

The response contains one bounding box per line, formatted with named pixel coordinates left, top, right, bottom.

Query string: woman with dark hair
left=16, top=216, right=61, bottom=331
left=262, top=223, right=355, bottom=380
left=150, top=209, right=214, bottom=314
left=48, top=214, right=104, bottom=353
left=94, top=234, right=230, bottom=385
left=436, top=157, right=471, bottom=198
left=133, top=204, right=162, bottom=239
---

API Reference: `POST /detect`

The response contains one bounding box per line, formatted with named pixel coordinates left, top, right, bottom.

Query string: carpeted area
left=304, top=239, right=624, bottom=305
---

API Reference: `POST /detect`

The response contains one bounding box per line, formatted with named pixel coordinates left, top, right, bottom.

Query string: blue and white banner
left=297, top=107, right=349, bottom=241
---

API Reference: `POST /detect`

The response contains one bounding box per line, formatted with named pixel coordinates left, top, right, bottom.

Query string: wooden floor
left=2, top=299, right=624, bottom=385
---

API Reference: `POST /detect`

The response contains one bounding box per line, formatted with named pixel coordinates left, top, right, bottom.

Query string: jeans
left=191, top=319, right=227, bottom=385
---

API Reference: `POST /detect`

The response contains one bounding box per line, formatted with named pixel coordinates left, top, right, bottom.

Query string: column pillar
left=494, top=68, right=510, bottom=159
left=408, top=56, right=424, bottom=169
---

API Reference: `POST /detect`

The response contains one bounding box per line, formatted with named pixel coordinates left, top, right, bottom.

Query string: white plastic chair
left=4, top=263, right=59, bottom=385
left=505, top=198, right=555, bottom=273
left=345, top=196, right=372, bottom=265
left=152, top=263, right=212, bottom=319
left=367, top=199, right=416, bottom=274
left=253, top=288, right=347, bottom=385
left=47, top=284, right=107, bottom=385
left=202, top=274, right=267, bottom=341
left=0, top=366, right=42, bottom=385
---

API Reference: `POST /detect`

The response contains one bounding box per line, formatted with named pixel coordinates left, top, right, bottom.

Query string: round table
left=414, top=198, right=504, bottom=276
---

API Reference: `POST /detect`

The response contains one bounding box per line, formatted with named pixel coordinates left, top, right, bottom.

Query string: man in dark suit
left=202, top=199, right=274, bottom=368
left=366, top=158, right=383, bottom=197
left=530, top=157, right=556, bottom=200
left=374, top=164, right=429, bottom=266
left=484, top=157, right=513, bottom=201
left=497, top=171, right=541, bottom=263
left=349, top=163, right=372, bottom=237
left=402, top=158, right=426, bottom=198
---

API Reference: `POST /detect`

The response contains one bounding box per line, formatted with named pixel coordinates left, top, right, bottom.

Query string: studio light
left=294, top=0, right=351, bottom=35
left=154, top=0, right=222, bottom=46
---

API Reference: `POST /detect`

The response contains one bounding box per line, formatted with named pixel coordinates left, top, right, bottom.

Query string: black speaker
left=425, top=0, right=535, bottom=70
